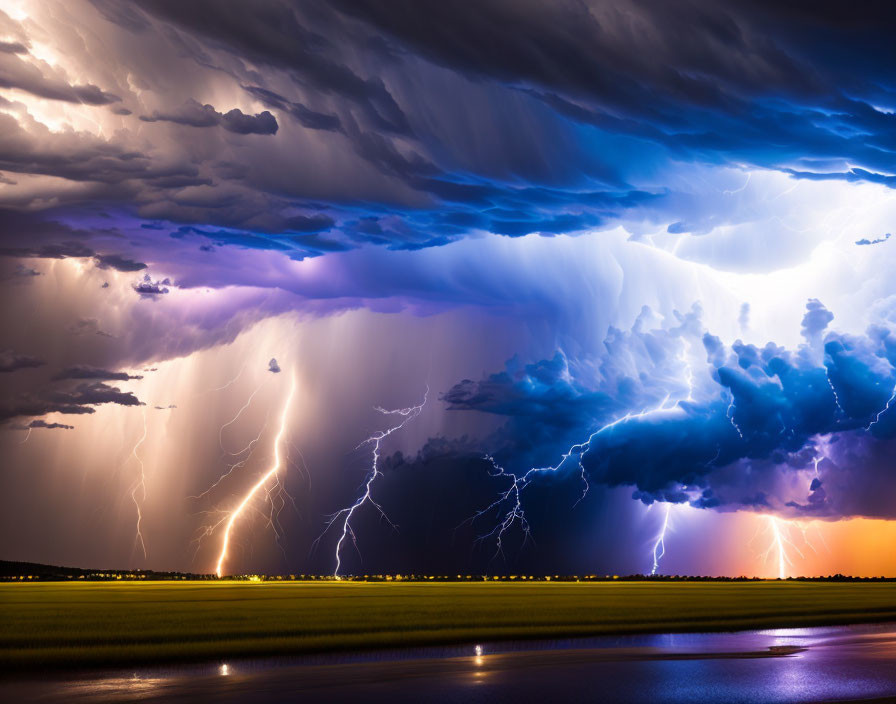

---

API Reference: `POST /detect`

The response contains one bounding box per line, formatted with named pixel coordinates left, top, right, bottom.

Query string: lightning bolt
left=199, top=361, right=247, bottom=395
left=727, top=394, right=744, bottom=439
left=190, top=415, right=270, bottom=502
left=214, top=373, right=296, bottom=578
left=314, top=388, right=428, bottom=576
left=19, top=427, right=32, bottom=444
left=129, top=408, right=148, bottom=560
left=650, top=502, right=672, bottom=575
left=218, top=380, right=266, bottom=453
left=865, top=382, right=896, bottom=431
left=470, top=336, right=698, bottom=562
left=466, top=397, right=682, bottom=561
left=759, top=515, right=806, bottom=579
left=826, top=367, right=846, bottom=416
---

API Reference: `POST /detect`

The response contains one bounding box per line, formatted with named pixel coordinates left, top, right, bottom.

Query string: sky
left=2, top=0, right=896, bottom=578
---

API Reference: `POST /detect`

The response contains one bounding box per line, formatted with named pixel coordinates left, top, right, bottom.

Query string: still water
left=3, top=624, right=896, bottom=703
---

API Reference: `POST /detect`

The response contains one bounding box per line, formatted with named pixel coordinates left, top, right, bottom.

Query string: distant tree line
left=4, top=561, right=894, bottom=583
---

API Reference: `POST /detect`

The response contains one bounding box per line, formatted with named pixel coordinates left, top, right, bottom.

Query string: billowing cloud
left=432, top=300, right=896, bottom=521
left=133, top=274, right=171, bottom=296
left=139, top=99, right=278, bottom=135
left=3, top=0, right=896, bottom=577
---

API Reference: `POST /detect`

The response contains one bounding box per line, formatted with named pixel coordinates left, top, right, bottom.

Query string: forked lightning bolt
left=214, top=374, right=296, bottom=577
left=471, top=339, right=697, bottom=561
left=469, top=395, right=681, bottom=561
left=315, top=388, right=428, bottom=576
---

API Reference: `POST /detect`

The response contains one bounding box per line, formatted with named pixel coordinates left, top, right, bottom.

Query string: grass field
left=2, top=580, right=896, bottom=670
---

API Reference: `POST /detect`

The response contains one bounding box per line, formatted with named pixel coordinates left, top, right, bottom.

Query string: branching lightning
left=190, top=416, right=269, bottom=502
left=314, top=388, right=428, bottom=576
left=218, top=380, right=266, bottom=453
left=212, top=373, right=296, bottom=577
left=470, top=338, right=697, bottom=562
left=129, top=407, right=149, bottom=560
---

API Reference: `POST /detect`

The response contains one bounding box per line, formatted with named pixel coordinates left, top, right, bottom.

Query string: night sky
left=3, top=0, right=896, bottom=578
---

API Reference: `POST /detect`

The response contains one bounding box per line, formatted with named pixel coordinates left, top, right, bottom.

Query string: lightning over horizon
left=315, top=388, right=428, bottom=576
left=213, top=373, right=297, bottom=578
left=129, top=408, right=149, bottom=560
left=4, top=0, right=896, bottom=581
left=651, top=503, right=673, bottom=576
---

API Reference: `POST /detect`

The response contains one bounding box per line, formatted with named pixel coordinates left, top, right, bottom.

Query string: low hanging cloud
left=53, top=366, right=143, bottom=381
left=27, top=419, right=74, bottom=430
left=93, top=254, right=147, bottom=272
left=1, top=381, right=143, bottom=423
left=139, top=99, right=278, bottom=135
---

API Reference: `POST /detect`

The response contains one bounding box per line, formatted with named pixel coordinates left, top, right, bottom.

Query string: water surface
left=4, top=623, right=896, bottom=703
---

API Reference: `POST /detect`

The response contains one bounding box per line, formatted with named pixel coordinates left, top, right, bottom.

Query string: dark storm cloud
left=139, top=99, right=279, bottom=135
left=0, top=349, right=45, bottom=372
left=1, top=381, right=142, bottom=423
left=93, top=253, right=147, bottom=272
left=53, top=366, right=142, bottom=381
left=27, top=419, right=74, bottom=430
left=333, top=0, right=896, bottom=186
left=1, top=0, right=896, bottom=258
left=242, top=85, right=342, bottom=132
left=133, top=274, right=171, bottom=296
left=430, top=300, right=896, bottom=521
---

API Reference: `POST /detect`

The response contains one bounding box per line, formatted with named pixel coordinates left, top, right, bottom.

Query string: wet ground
left=4, top=623, right=896, bottom=703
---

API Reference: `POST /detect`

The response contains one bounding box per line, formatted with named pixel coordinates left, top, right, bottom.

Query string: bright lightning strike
left=315, top=388, right=428, bottom=576
left=650, top=503, right=672, bottom=575
left=759, top=515, right=806, bottom=579
left=214, top=373, right=297, bottom=578
left=469, top=339, right=699, bottom=562
left=129, top=407, right=149, bottom=560
left=865, top=382, right=896, bottom=431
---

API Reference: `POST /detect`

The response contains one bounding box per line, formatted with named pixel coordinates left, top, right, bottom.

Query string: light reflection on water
left=4, top=623, right=896, bottom=703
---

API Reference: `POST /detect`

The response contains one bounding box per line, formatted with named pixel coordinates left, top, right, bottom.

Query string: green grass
left=2, top=581, right=896, bottom=669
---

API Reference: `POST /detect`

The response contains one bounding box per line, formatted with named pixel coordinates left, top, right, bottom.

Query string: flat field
left=2, top=580, right=896, bottom=669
